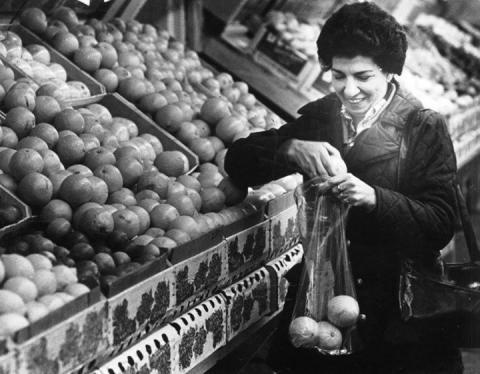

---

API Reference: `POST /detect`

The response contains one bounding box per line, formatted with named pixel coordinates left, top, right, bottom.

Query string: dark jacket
left=225, top=85, right=458, bottom=346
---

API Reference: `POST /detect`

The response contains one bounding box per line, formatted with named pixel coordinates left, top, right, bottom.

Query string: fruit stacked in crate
left=19, top=6, right=283, bottom=174
left=0, top=81, right=268, bottom=287
left=0, top=28, right=96, bottom=102
left=0, top=225, right=91, bottom=338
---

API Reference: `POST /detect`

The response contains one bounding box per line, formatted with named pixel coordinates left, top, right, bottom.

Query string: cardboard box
left=223, top=211, right=270, bottom=281
left=93, top=324, right=180, bottom=374
left=169, top=295, right=227, bottom=373
left=15, top=299, right=110, bottom=374
left=265, top=244, right=303, bottom=312
left=268, top=203, right=299, bottom=260
left=222, top=267, right=272, bottom=341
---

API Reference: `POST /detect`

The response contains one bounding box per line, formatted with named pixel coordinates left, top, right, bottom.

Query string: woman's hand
left=281, top=139, right=344, bottom=179
left=321, top=173, right=377, bottom=210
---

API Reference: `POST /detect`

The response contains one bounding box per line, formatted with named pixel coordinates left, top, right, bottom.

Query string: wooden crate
left=222, top=267, right=272, bottom=342
left=15, top=299, right=110, bottom=374
left=265, top=244, right=304, bottom=312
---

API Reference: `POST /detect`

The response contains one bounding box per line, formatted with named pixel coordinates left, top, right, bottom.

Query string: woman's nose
left=343, top=78, right=359, bottom=97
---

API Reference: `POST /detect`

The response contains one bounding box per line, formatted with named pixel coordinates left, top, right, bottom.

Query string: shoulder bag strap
left=402, top=108, right=480, bottom=263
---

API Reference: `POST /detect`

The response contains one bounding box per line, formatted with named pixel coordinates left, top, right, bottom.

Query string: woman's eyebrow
left=331, top=68, right=374, bottom=74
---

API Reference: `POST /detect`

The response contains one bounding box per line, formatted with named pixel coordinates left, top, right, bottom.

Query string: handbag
left=398, top=110, right=480, bottom=347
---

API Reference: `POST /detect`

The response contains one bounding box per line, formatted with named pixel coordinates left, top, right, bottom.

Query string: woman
left=225, top=3, right=462, bottom=373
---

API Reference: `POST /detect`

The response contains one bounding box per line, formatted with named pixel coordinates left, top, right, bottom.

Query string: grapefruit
left=316, top=321, right=343, bottom=351
left=200, top=97, right=231, bottom=125
left=289, top=316, right=320, bottom=348
left=154, top=151, right=189, bottom=177
left=327, top=295, right=360, bottom=328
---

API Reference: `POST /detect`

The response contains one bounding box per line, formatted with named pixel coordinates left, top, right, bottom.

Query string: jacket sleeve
left=371, top=111, right=457, bottom=254
left=225, top=117, right=308, bottom=188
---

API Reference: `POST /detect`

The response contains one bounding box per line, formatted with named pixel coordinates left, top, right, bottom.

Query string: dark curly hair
left=316, top=2, right=407, bottom=75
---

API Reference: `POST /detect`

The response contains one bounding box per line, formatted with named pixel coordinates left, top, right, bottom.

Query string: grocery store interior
left=0, top=0, right=479, bottom=373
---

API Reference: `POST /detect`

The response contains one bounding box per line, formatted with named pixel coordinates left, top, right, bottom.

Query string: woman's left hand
left=320, top=173, right=377, bottom=210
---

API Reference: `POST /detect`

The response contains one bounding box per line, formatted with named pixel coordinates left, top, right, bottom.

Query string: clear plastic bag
left=289, top=177, right=360, bottom=355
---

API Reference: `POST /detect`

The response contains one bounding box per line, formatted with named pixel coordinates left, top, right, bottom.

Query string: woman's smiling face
left=331, top=55, right=391, bottom=123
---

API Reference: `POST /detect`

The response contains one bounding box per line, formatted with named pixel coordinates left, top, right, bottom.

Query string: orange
left=200, top=97, right=231, bottom=125
left=9, top=148, right=44, bottom=181
left=117, top=77, right=147, bottom=102
left=150, top=203, right=179, bottom=230
left=169, top=216, right=200, bottom=239
left=58, top=174, right=93, bottom=207
left=128, top=205, right=150, bottom=235
left=73, top=47, right=102, bottom=74
left=165, top=229, right=190, bottom=245
left=316, top=321, right=342, bottom=351
left=51, top=31, right=79, bottom=56
left=81, top=207, right=114, bottom=237
left=200, top=187, right=226, bottom=213
left=167, top=193, right=196, bottom=217
left=33, top=96, right=61, bottom=123
left=20, top=7, right=48, bottom=34
left=0, top=127, right=18, bottom=148
left=154, top=104, right=184, bottom=133
left=40, top=199, right=72, bottom=221
left=93, top=68, right=118, bottom=93
left=136, top=170, right=169, bottom=198
left=4, top=84, right=36, bottom=111
left=93, top=164, right=123, bottom=193
left=192, top=119, right=211, bottom=138
left=115, top=157, right=143, bottom=187
left=289, top=316, right=320, bottom=348
left=54, top=108, right=85, bottom=134
left=84, top=146, right=116, bottom=171
left=215, top=115, right=247, bottom=143
left=30, top=123, right=59, bottom=148
left=176, top=174, right=201, bottom=192
left=48, top=170, right=72, bottom=197
left=154, top=151, right=189, bottom=177
left=188, top=138, right=215, bottom=163
left=87, top=176, right=109, bottom=204
left=17, top=136, right=49, bottom=153
left=176, top=121, right=201, bottom=144
left=112, top=209, right=140, bottom=239
left=107, top=188, right=136, bottom=206
left=137, top=92, right=168, bottom=114
left=327, top=295, right=359, bottom=328
left=55, top=134, right=86, bottom=166
left=96, top=42, right=118, bottom=69
left=5, top=107, right=35, bottom=138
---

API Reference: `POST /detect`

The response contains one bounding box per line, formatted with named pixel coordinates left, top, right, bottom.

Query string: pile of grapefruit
left=288, top=295, right=360, bottom=352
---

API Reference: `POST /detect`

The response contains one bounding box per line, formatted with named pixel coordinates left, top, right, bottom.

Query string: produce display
left=0, top=3, right=475, bottom=374
left=0, top=28, right=96, bottom=101
left=264, top=11, right=321, bottom=59
left=19, top=6, right=284, bottom=167
left=401, top=14, right=480, bottom=115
